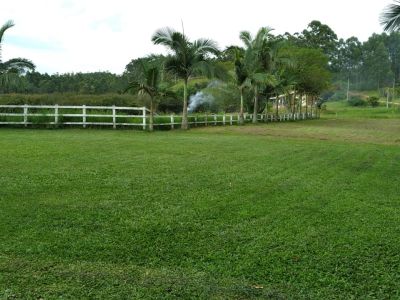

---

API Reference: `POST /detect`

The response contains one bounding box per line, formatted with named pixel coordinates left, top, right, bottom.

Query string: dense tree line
left=16, top=71, right=129, bottom=94
left=2, top=19, right=398, bottom=96
left=1, top=11, right=400, bottom=128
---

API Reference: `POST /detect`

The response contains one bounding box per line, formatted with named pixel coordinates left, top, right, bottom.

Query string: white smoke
left=188, top=91, right=214, bottom=113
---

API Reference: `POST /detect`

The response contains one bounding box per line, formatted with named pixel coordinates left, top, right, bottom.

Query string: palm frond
left=0, top=20, right=14, bottom=43
left=254, top=27, right=273, bottom=48
left=193, top=38, right=219, bottom=56
left=123, top=81, right=141, bottom=94
left=151, top=27, right=175, bottom=46
left=239, top=31, right=253, bottom=48
left=152, top=27, right=188, bottom=54
left=381, top=1, right=400, bottom=32
left=251, top=73, right=278, bottom=87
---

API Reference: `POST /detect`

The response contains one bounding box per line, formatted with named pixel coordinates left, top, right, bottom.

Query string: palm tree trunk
left=292, top=91, right=296, bottom=114
left=252, top=86, right=258, bottom=124
left=239, top=87, right=244, bottom=125
left=182, top=78, right=189, bottom=130
left=149, top=98, right=154, bottom=132
left=299, top=94, right=302, bottom=114
left=305, top=95, right=308, bottom=118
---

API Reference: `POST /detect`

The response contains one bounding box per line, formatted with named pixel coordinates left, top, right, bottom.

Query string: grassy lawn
left=1, top=102, right=400, bottom=299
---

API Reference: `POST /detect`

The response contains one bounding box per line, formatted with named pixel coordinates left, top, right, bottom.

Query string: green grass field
left=1, top=101, right=400, bottom=299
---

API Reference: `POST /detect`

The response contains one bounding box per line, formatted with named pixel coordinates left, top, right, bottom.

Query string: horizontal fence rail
left=0, top=104, right=319, bottom=130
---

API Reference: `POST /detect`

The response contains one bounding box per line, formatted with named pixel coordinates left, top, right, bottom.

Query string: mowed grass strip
left=1, top=118, right=400, bottom=299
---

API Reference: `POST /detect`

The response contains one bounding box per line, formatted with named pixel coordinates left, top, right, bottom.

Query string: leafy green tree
left=299, top=20, right=338, bottom=63
left=384, top=32, right=400, bottom=84
left=285, top=47, right=330, bottom=112
left=362, top=35, right=393, bottom=89
left=0, top=20, right=35, bottom=91
left=152, top=28, right=220, bottom=129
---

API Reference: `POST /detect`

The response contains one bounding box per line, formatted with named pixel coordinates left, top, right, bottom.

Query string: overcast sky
left=0, top=0, right=393, bottom=74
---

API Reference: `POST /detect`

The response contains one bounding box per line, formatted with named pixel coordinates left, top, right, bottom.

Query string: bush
left=348, top=96, right=366, bottom=107
left=367, top=96, right=380, bottom=107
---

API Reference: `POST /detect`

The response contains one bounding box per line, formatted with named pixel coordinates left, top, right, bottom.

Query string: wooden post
left=205, top=113, right=208, bottom=126
left=82, top=105, right=86, bottom=128
left=23, top=105, right=28, bottom=127
left=223, top=114, right=226, bottom=126
left=195, top=116, right=198, bottom=127
left=142, top=107, right=146, bottom=130
left=54, top=104, right=59, bottom=125
left=112, top=105, right=116, bottom=129
left=170, top=114, right=174, bottom=129
left=230, top=115, right=233, bottom=125
left=214, top=114, right=217, bottom=126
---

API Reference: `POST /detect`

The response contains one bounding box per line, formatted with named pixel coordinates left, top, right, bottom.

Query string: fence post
left=54, top=104, right=59, bottom=125
left=194, top=116, right=198, bottom=127
left=214, top=114, right=217, bottom=126
left=230, top=115, right=233, bottom=125
left=82, top=105, right=86, bottom=128
left=205, top=113, right=208, bottom=126
left=170, top=114, right=174, bottom=129
left=142, top=107, right=146, bottom=130
left=23, top=105, right=28, bottom=127
left=112, top=105, right=116, bottom=129
left=223, top=114, right=226, bottom=125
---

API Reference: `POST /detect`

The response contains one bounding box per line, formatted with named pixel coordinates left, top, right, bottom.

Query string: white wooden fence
left=0, top=104, right=318, bottom=130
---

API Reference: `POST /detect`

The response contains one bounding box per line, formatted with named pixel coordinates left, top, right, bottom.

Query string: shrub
left=348, top=96, right=366, bottom=107
left=367, top=96, right=380, bottom=107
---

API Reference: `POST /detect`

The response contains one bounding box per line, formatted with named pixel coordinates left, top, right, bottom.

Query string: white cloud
left=0, top=0, right=393, bottom=74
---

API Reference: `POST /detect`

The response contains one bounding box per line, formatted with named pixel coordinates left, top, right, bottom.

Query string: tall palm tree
left=0, top=20, right=35, bottom=90
left=152, top=28, right=219, bottom=129
left=124, top=57, right=173, bottom=131
left=381, top=1, right=400, bottom=32
left=239, top=28, right=278, bottom=123
left=224, top=46, right=248, bottom=124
